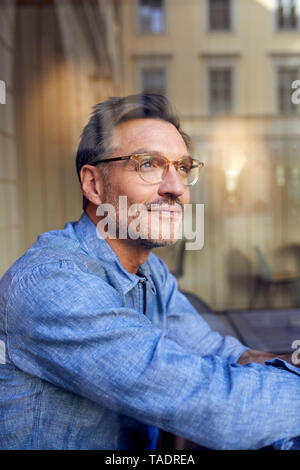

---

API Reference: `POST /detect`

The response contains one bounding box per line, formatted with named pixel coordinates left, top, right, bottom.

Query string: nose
left=157, top=164, right=186, bottom=199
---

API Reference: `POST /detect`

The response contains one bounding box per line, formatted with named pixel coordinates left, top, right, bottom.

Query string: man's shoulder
left=0, top=220, right=89, bottom=296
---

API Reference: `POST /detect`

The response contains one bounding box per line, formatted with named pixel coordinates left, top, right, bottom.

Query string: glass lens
left=136, top=154, right=200, bottom=185
left=177, top=158, right=199, bottom=186
left=187, top=162, right=200, bottom=186
left=138, top=155, right=166, bottom=183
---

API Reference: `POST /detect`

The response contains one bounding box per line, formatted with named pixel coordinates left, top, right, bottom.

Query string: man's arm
left=159, top=258, right=297, bottom=369
left=158, top=258, right=248, bottom=362
left=6, top=261, right=300, bottom=450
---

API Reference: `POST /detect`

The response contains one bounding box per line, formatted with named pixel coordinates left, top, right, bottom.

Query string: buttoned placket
left=138, top=277, right=147, bottom=316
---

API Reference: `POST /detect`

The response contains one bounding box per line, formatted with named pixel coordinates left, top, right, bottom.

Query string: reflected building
left=1, top=0, right=300, bottom=311
left=0, top=0, right=122, bottom=278
left=121, top=0, right=300, bottom=310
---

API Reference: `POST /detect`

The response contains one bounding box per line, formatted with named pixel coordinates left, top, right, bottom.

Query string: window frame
left=135, top=55, right=170, bottom=96
left=204, top=56, right=237, bottom=116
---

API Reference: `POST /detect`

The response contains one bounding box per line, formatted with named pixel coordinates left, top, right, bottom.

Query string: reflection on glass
left=1, top=0, right=300, bottom=312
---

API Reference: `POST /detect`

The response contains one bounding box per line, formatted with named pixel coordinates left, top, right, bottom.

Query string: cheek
left=181, top=188, right=190, bottom=206
left=117, top=178, right=159, bottom=205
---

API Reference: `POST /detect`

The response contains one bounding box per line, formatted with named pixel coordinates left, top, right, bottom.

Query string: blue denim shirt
left=1, top=212, right=300, bottom=450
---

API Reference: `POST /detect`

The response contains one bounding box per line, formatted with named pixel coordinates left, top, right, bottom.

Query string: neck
left=105, top=237, right=150, bottom=274
left=86, top=207, right=150, bottom=274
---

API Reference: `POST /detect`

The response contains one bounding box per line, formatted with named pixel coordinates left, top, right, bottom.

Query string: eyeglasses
left=91, top=153, right=204, bottom=186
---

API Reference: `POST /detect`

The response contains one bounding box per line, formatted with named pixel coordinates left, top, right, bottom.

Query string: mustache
left=144, top=198, right=183, bottom=211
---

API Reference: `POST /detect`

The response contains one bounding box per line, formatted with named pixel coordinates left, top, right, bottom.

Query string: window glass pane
left=7, top=0, right=300, bottom=318
left=209, top=0, right=231, bottom=30
left=141, top=68, right=166, bottom=95
left=277, top=0, right=298, bottom=29
left=139, top=0, right=165, bottom=33
left=209, top=68, right=233, bottom=114
left=278, top=67, right=298, bottom=113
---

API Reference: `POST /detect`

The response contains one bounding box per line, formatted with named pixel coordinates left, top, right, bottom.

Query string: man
left=0, top=92, right=300, bottom=450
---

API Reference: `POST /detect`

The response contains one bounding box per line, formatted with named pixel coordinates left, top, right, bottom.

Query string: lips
left=148, top=206, right=182, bottom=217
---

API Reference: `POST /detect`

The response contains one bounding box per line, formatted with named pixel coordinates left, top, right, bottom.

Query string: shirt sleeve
left=5, top=261, right=300, bottom=450
left=156, top=257, right=248, bottom=363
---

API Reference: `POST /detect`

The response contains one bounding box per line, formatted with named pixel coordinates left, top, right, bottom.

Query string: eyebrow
left=131, top=148, right=192, bottom=159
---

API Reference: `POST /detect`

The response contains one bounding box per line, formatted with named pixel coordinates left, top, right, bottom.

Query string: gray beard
left=136, top=237, right=177, bottom=249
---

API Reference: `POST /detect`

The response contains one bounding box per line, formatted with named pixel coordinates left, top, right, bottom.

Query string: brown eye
left=179, top=164, right=189, bottom=174
left=178, top=159, right=192, bottom=175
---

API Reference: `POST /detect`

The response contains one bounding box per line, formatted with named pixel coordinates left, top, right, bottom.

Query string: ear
left=80, top=164, right=104, bottom=206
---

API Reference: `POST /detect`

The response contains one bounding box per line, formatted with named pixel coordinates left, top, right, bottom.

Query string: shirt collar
left=72, top=212, right=154, bottom=294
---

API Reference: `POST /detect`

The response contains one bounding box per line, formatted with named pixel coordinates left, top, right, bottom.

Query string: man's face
left=100, top=118, right=191, bottom=248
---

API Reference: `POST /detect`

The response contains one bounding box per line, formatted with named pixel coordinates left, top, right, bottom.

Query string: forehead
left=110, top=118, right=189, bottom=158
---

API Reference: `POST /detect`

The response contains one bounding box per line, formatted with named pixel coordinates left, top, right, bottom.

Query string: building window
left=277, top=0, right=299, bottom=30
left=208, top=0, right=232, bottom=31
left=277, top=67, right=299, bottom=113
left=137, top=0, right=165, bottom=34
left=209, top=67, right=233, bottom=114
left=136, top=55, right=169, bottom=95
left=141, top=68, right=166, bottom=94
left=140, top=67, right=167, bottom=95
